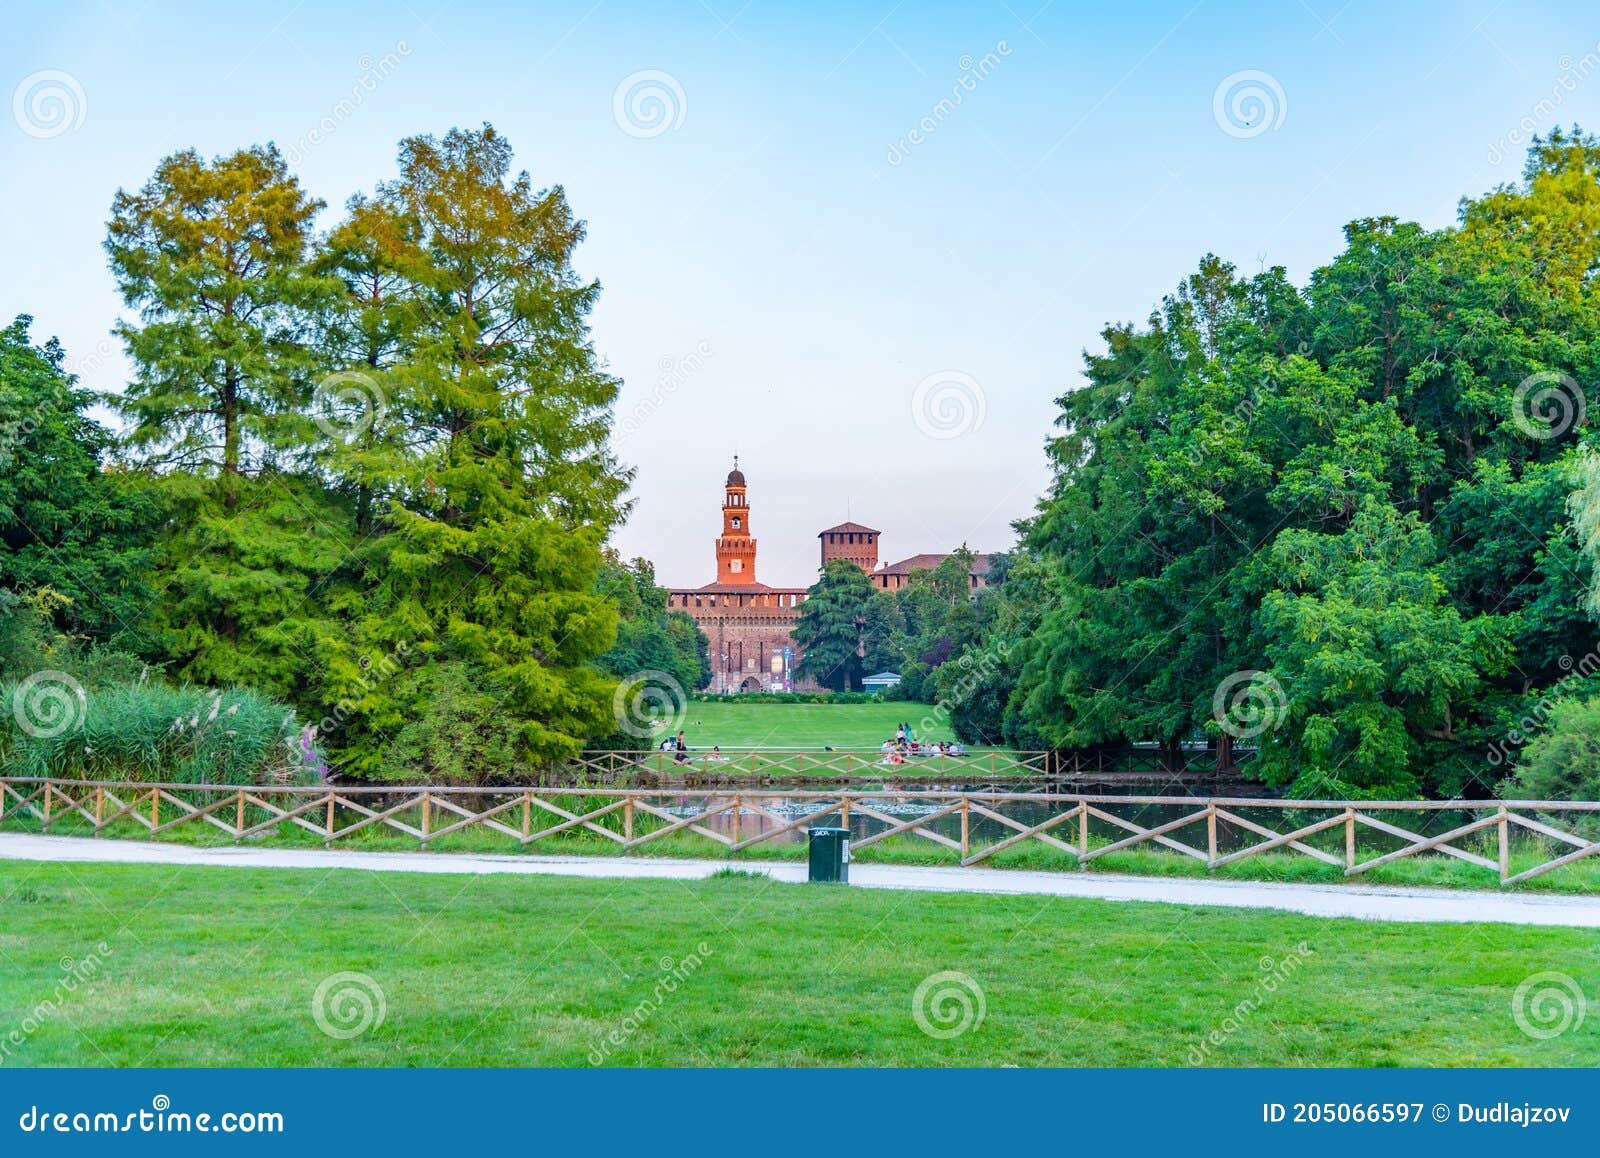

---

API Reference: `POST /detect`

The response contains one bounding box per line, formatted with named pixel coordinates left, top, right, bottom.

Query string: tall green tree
left=322, top=125, right=629, bottom=769
left=1004, top=130, right=1600, bottom=794
left=794, top=560, right=876, bottom=691
left=105, top=144, right=331, bottom=504
left=0, top=318, right=160, bottom=651
left=103, top=144, right=352, bottom=701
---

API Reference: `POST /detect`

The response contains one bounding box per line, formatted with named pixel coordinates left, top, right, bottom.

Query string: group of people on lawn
left=648, top=719, right=962, bottom=765
left=657, top=730, right=717, bottom=764
left=880, top=722, right=962, bottom=765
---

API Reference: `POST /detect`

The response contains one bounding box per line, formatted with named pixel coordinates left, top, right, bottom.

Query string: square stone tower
left=818, top=521, right=880, bottom=573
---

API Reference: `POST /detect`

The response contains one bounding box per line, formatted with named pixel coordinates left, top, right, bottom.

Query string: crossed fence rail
left=4, top=777, right=1599, bottom=886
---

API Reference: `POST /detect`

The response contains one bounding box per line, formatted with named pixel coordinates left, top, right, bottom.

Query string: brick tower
left=818, top=521, right=880, bottom=572
left=715, top=458, right=757, bottom=584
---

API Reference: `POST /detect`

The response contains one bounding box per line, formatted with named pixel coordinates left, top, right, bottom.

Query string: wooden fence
left=4, top=777, right=1599, bottom=886
left=569, top=748, right=1052, bottom=779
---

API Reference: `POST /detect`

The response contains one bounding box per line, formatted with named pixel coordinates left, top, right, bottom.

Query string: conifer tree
left=326, top=125, right=630, bottom=768
left=105, top=144, right=330, bottom=504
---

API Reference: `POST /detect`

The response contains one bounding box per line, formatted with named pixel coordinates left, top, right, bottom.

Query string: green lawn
left=1, top=860, right=1596, bottom=1067
left=662, top=700, right=958, bottom=749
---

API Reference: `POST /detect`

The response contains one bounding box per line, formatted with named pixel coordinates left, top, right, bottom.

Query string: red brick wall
left=819, top=529, right=879, bottom=572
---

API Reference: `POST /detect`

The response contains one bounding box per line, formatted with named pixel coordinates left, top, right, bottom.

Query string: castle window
left=732, top=517, right=741, bottom=529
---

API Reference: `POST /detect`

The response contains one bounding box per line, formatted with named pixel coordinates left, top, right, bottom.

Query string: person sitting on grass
left=673, top=730, right=689, bottom=764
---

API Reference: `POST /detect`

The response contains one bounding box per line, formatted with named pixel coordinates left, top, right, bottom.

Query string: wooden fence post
left=961, top=797, right=970, bottom=859
left=522, top=793, right=531, bottom=840
left=624, top=796, right=634, bottom=843
left=325, top=793, right=335, bottom=844
left=1078, top=802, right=1089, bottom=868
left=1344, top=809, right=1356, bottom=870
left=1497, top=806, right=1509, bottom=883
left=420, top=792, right=430, bottom=846
left=235, top=790, right=245, bottom=842
left=150, top=788, right=159, bottom=834
left=95, top=786, right=104, bottom=833
left=41, top=783, right=52, bottom=830
left=1206, top=803, right=1218, bottom=867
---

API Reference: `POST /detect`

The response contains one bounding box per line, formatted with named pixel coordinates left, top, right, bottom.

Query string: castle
left=667, top=460, right=991, bottom=692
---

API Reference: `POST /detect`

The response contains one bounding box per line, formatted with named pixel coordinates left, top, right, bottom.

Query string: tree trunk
left=1214, top=731, right=1233, bottom=777
left=1163, top=736, right=1185, bottom=774
left=222, top=370, right=240, bottom=509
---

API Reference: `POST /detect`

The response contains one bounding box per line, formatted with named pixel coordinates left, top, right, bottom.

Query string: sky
left=4, top=1, right=1600, bottom=587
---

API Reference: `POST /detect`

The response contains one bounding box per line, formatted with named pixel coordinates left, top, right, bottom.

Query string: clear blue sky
left=4, top=1, right=1598, bottom=585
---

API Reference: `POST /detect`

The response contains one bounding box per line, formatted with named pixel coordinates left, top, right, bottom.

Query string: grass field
left=655, top=700, right=957, bottom=749
left=1, top=860, right=1595, bottom=1067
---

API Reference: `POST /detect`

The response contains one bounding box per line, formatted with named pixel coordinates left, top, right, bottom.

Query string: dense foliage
left=929, top=130, right=1600, bottom=798
left=10, top=126, right=1600, bottom=800
left=794, top=550, right=993, bottom=694
left=1, top=124, right=650, bottom=785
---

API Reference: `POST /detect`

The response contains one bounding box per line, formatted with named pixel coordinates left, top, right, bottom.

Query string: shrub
left=1504, top=697, right=1600, bottom=801
left=0, top=678, right=319, bottom=785
left=383, top=663, right=532, bottom=784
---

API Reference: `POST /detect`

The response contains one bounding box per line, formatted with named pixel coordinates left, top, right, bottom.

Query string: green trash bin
left=808, top=826, right=850, bottom=884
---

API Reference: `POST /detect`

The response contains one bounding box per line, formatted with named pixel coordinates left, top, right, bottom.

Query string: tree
left=0, top=317, right=160, bottom=650
left=794, top=560, right=876, bottom=691
left=1256, top=502, right=1510, bottom=797
left=321, top=125, right=629, bottom=768
left=1001, top=130, right=1600, bottom=794
left=106, top=144, right=331, bottom=506
left=594, top=553, right=711, bottom=695
left=311, top=192, right=421, bottom=534
left=1503, top=697, right=1600, bottom=824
